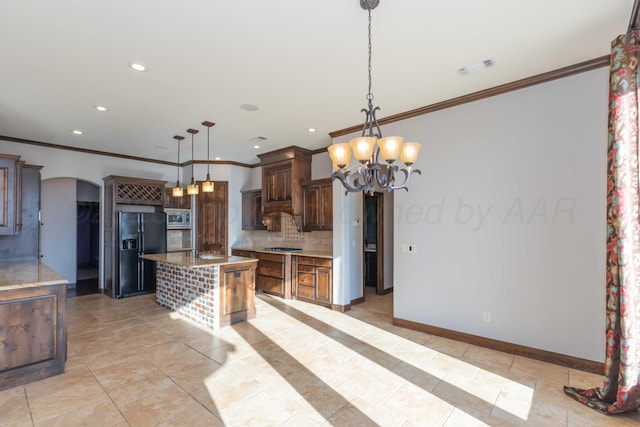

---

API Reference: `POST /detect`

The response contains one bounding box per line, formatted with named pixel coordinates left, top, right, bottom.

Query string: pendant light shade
left=186, top=128, right=199, bottom=195
left=201, top=121, right=215, bottom=193
left=172, top=135, right=185, bottom=197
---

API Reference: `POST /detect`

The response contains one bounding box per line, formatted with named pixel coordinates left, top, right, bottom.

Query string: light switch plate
left=408, top=244, right=417, bottom=254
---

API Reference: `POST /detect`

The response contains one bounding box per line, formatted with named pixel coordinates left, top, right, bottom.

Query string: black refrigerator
left=117, top=211, right=166, bottom=298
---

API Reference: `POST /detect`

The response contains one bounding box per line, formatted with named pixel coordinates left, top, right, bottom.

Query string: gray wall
left=41, top=178, right=77, bottom=283
left=390, top=68, right=607, bottom=362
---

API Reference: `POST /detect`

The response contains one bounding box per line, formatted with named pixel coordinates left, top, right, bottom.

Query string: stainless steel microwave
left=165, top=209, right=191, bottom=229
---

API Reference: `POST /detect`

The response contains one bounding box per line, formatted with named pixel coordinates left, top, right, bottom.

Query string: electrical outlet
left=408, top=244, right=417, bottom=254
left=483, top=312, right=491, bottom=322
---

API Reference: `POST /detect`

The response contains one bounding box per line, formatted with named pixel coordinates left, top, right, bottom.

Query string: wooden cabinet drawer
left=316, top=258, right=332, bottom=267
left=297, top=256, right=315, bottom=266
left=258, top=261, right=283, bottom=278
left=297, top=285, right=314, bottom=300
left=232, top=249, right=254, bottom=258
left=258, top=253, right=284, bottom=263
left=257, top=275, right=283, bottom=294
left=297, top=272, right=314, bottom=286
left=298, top=264, right=314, bottom=273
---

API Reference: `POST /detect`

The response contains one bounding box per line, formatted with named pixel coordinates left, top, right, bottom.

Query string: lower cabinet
left=0, top=283, right=66, bottom=391
left=220, top=262, right=256, bottom=325
left=294, top=256, right=333, bottom=306
left=230, top=249, right=332, bottom=306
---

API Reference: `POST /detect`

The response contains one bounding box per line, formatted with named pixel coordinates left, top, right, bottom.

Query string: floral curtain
left=563, top=31, right=640, bottom=415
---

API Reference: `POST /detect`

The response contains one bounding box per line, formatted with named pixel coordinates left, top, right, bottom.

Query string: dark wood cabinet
left=220, top=261, right=256, bottom=325
left=293, top=256, right=333, bottom=306
left=197, top=181, right=228, bottom=256
left=255, top=252, right=293, bottom=298
left=258, top=146, right=312, bottom=232
left=0, top=154, right=22, bottom=235
left=0, top=164, right=43, bottom=261
left=164, top=187, right=191, bottom=209
left=0, top=281, right=67, bottom=391
left=241, top=189, right=266, bottom=230
left=302, top=178, right=333, bottom=231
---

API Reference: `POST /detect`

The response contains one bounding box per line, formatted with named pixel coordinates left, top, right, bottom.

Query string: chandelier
left=328, top=0, right=421, bottom=195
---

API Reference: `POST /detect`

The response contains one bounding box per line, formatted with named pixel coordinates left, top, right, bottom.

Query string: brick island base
left=154, top=259, right=257, bottom=330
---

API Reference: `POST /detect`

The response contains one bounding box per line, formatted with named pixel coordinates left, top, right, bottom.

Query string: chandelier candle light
left=328, top=0, right=421, bottom=195
left=186, top=128, right=199, bottom=195
left=201, top=121, right=215, bottom=193
left=172, top=135, right=185, bottom=197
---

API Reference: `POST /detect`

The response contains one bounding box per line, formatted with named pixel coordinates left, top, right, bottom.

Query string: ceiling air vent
left=457, top=58, right=496, bottom=76
left=250, top=136, right=267, bottom=142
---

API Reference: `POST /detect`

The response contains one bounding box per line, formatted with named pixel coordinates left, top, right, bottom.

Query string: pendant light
left=328, top=0, right=421, bottom=195
left=201, top=121, right=215, bottom=193
left=172, top=135, right=185, bottom=197
left=186, top=128, right=199, bottom=195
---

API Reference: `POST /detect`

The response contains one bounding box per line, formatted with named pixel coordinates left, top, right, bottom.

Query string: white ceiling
left=0, top=0, right=633, bottom=165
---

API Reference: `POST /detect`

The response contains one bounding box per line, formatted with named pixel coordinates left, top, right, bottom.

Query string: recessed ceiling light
left=240, top=104, right=258, bottom=112
left=308, top=128, right=316, bottom=132
left=129, top=63, right=146, bottom=72
left=94, top=105, right=108, bottom=112
left=215, top=157, right=221, bottom=160
left=253, top=145, right=260, bottom=149
left=72, top=130, right=83, bottom=135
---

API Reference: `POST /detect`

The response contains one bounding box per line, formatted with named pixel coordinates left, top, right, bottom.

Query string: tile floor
left=1, top=289, right=639, bottom=426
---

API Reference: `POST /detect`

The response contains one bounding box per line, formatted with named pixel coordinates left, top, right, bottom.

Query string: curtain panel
left=564, top=31, right=640, bottom=415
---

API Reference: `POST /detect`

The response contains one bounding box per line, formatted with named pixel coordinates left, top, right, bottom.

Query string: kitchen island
left=140, top=253, right=258, bottom=330
left=0, top=261, right=68, bottom=391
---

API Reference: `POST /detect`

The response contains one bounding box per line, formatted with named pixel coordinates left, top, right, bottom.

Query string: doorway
left=363, top=192, right=384, bottom=295
left=75, top=180, right=100, bottom=296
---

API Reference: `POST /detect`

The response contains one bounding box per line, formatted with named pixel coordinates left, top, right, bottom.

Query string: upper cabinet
left=0, top=154, right=22, bottom=235
left=302, top=178, right=333, bottom=231
left=164, top=187, right=191, bottom=209
left=241, top=189, right=266, bottom=230
left=258, top=146, right=311, bottom=232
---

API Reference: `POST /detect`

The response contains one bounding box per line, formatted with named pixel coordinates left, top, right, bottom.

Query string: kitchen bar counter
left=142, top=253, right=258, bottom=329
left=0, top=261, right=68, bottom=391
left=140, top=252, right=255, bottom=268
left=231, top=246, right=333, bottom=259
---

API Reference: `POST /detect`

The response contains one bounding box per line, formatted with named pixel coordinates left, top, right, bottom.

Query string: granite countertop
left=140, top=252, right=258, bottom=268
left=232, top=246, right=333, bottom=259
left=0, top=260, right=69, bottom=290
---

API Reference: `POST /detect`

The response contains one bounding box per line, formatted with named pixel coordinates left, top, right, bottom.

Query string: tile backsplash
left=241, top=213, right=332, bottom=252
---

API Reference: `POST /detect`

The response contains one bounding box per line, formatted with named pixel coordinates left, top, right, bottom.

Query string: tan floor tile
left=154, top=403, right=223, bottom=427
left=25, top=366, right=109, bottom=424
left=460, top=345, right=515, bottom=371
left=0, top=386, right=30, bottom=425
left=278, top=378, right=350, bottom=424
left=166, top=359, right=221, bottom=392
left=328, top=398, right=407, bottom=427
left=104, top=368, right=175, bottom=408
left=34, top=398, right=125, bottom=427
left=91, top=353, right=157, bottom=388
left=512, top=356, right=569, bottom=386
left=120, top=383, right=204, bottom=427
left=382, top=383, right=455, bottom=425
left=567, top=368, right=604, bottom=389
left=218, top=391, right=297, bottom=427
left=197, top=367, right=262, bottom=411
